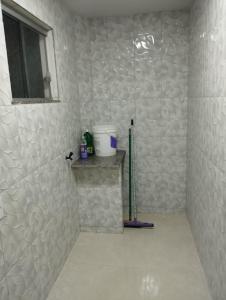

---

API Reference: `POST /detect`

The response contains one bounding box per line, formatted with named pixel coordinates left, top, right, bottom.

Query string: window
left=2, top=1, right=59, bottom=103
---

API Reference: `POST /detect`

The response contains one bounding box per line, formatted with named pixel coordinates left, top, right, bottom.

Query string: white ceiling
left=64, top=0, right=194, bottom=17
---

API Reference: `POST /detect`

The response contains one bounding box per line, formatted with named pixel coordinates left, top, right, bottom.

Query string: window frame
left=1, top=0, right=60, bottom=104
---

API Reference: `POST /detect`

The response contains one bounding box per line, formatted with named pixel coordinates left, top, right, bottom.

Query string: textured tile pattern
left=81, top=12, right=189, bottom=212
left=0, top=0, right=90, bottom=298
left=187, top=1, right=226, bottom=300
left=75, top=167, right=123, bottom=233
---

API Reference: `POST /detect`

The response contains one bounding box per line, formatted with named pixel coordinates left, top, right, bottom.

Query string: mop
left=124, top=120, right=154, bottom=229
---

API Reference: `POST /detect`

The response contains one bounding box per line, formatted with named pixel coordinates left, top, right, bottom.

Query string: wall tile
left=0, top=0, right=84, bottom=298
left=0, top=191, right=30, bottom=273
left=0, top=278, right=9, bottom=300
left=0, top=233, right=6, bottom=282
left=0, top=107, right=25, bottom=191
left=187, top=1, right=226, bottom=299
left=6, top=246, right=37, bottom=300
left=84, top=11, right=189, bottom=212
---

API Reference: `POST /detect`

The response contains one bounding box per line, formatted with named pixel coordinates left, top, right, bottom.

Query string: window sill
left=12, top=98, right=60, bottom=105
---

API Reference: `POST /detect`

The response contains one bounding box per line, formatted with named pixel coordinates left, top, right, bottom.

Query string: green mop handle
left=129, top=125, right=132, bottom=221
left=132, top=121, right=137, bottom=221
left=129, top=119, right=134, bottom=221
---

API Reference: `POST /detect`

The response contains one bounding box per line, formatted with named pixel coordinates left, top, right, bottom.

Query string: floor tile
left=47, top=213, right=211, bottom=300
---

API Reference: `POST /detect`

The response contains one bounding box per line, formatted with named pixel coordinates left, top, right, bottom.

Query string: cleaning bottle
left=80, top=135, right=88, bottom=159
left=84, top=130, right=94, bottom=156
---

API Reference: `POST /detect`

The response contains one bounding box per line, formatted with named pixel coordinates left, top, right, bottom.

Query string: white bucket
left=93, top=124, right=117, bottom=157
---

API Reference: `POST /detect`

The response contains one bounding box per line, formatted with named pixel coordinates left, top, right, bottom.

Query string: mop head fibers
left=124, top=219, right=154, bottom=228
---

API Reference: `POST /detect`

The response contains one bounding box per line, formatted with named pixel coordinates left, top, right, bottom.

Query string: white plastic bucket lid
left=93, top=124, right=117, bottom=133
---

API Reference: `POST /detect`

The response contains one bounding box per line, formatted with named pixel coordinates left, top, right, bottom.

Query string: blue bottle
left=80, top=135, right=88, bottom=159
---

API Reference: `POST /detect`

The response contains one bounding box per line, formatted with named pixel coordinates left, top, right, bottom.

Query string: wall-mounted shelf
left=72, top=150, right=126, bottom=169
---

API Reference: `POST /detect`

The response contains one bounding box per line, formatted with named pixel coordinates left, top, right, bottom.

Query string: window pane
left=22, top=25, right=44, bottom=98
left=3, top=13, right=27, bottom=98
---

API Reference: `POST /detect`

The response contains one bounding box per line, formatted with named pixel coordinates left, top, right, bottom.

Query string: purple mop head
left=124, top=219, right=154, bottom=228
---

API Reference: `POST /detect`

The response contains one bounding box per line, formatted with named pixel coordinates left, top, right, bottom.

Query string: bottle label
left=111, top=136, right=117, bottom=149
left=80, top=144, right=88, bottom=159
left=87, top=146, right=93, bottom=154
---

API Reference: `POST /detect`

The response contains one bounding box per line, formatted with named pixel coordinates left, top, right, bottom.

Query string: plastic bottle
left=80, top=135, right=88, bottom=159
left=84, top=130, right=94, bottom=156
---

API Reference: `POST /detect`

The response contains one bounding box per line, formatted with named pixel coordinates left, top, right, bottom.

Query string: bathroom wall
left=0, top=0, right=91, bottom=299
left=84, top=12, right=189, bottom=212
left=187, top=0, right=226, bottom=299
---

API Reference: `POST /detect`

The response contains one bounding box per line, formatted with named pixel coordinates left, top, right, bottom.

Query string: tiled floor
left=47, top=213, right=211, bottom=300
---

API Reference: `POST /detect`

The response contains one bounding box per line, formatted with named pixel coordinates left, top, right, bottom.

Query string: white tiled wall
left=81, top=12, right=189, bottom=212
left=187, top=1, right=226, bottom=299
left=0, top=0, right=91, bottom=299
left=76, top=167, right=123, bottom=233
